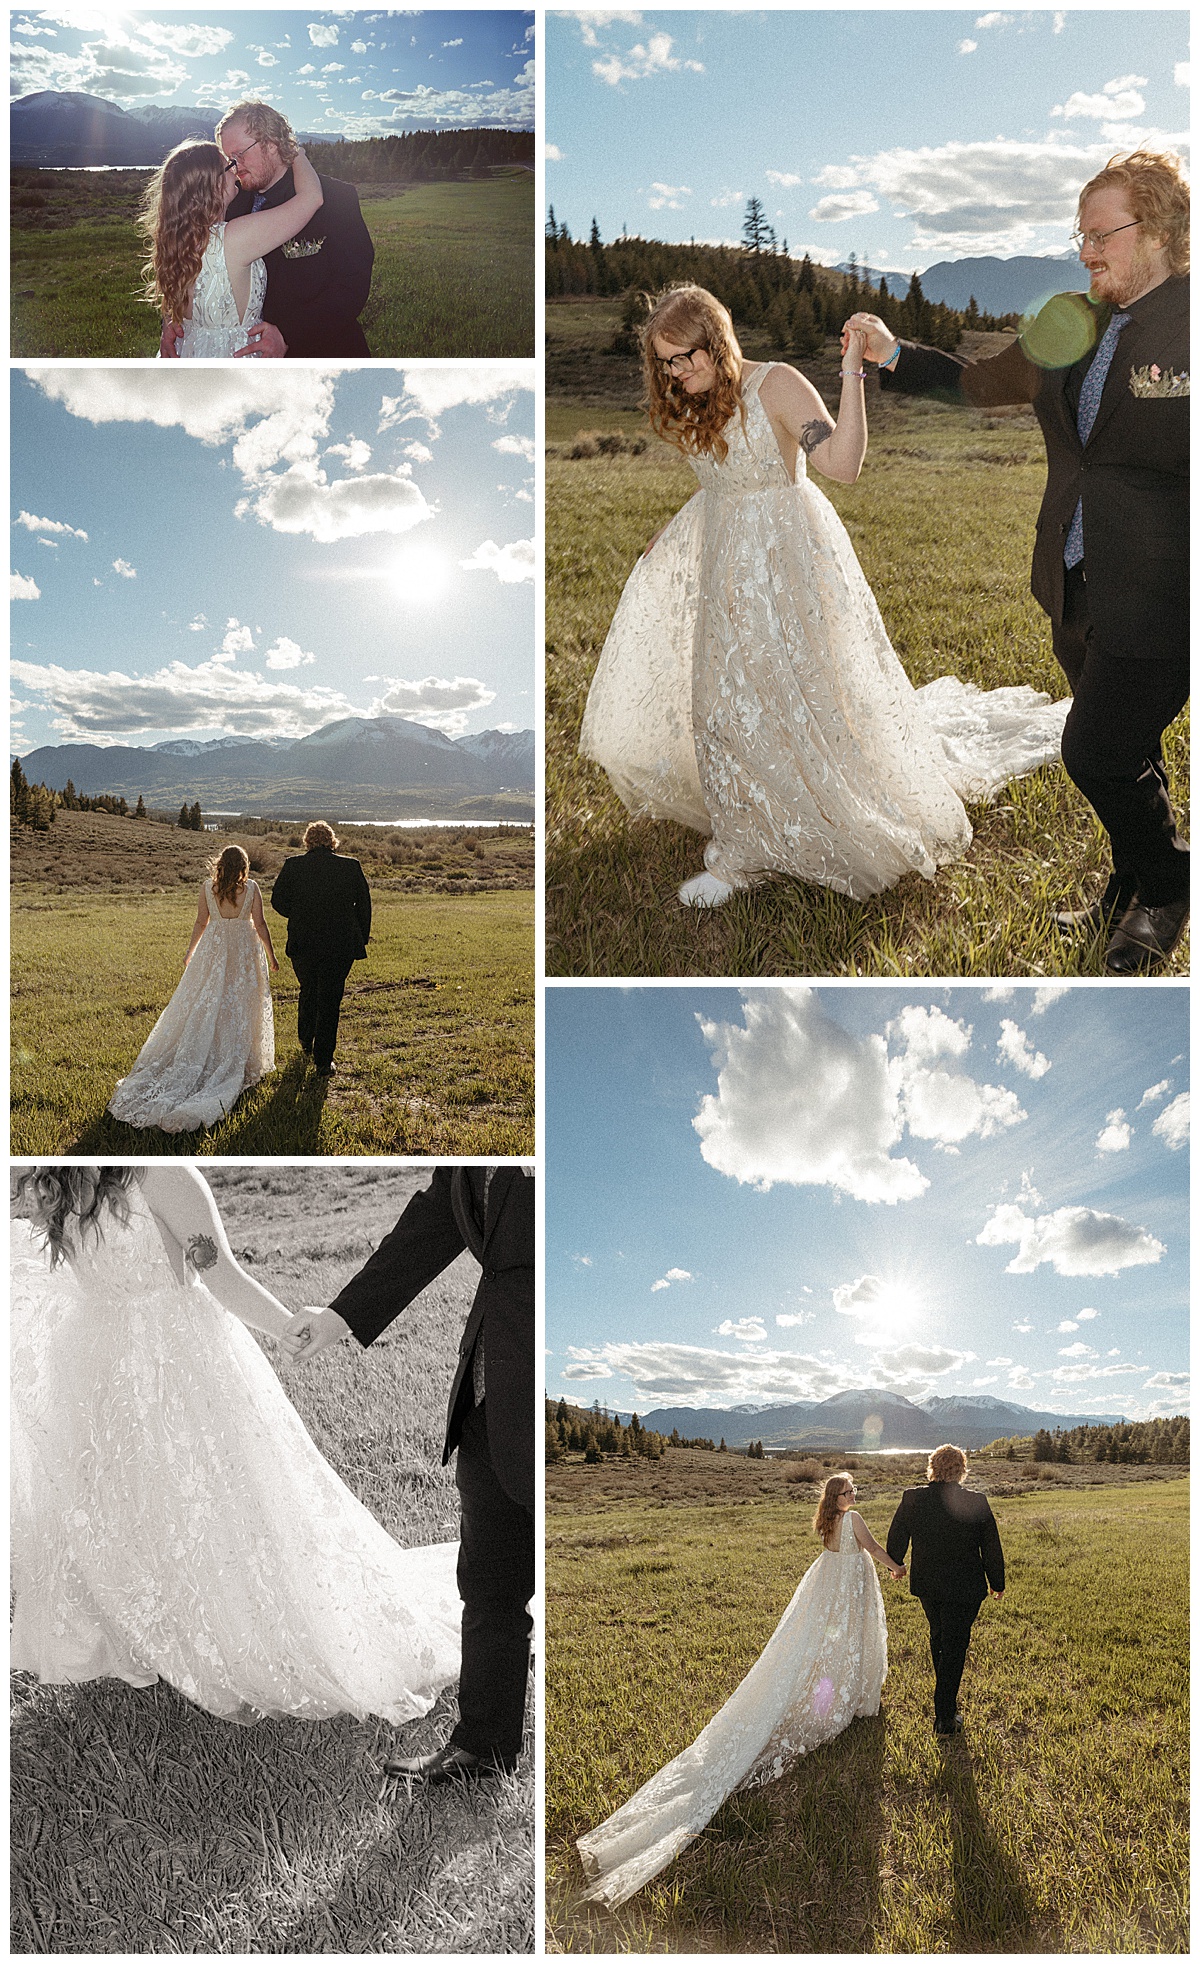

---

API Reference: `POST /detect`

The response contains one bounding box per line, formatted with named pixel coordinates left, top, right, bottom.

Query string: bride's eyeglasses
left=658, top=346, right=706, bottom=375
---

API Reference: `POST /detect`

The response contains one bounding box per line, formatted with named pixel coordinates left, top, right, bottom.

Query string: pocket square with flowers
left=283, top=235, right=325, bottom=259
left=1129, top=363, right=1189, bottom=398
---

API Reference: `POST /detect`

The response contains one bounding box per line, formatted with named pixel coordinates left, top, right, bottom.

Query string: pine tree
left=178, top=803, right=190, bottom=829
left=742, top=195, right=768, bottom=254
left=190, top=800, right=203, bottom=831
left=11, top=755, right=29, bottom=820
left=134, top=794, right=147, bottom=819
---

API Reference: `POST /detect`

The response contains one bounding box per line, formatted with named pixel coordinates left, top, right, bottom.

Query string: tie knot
left=251, top=191, right=268, bottom=213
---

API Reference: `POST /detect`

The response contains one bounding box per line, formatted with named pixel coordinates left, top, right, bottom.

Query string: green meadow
left=11, top=884, right=534, bottom=1157
left=10, top=169, right=533, bottom=357
left=547, top=1453, right=1189, bottom=1953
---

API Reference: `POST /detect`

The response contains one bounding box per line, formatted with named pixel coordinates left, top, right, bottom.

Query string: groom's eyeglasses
left=659, top=346, right=706, bottom=375
left=1070, top=219, right=1141, bottom=254
left=225, top=136, right=264, bottom=169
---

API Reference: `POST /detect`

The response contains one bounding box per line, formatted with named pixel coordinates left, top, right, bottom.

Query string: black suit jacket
left=887, top=1482, right=1005, bottom=1604
left=269, top=848, right=371, bottom=968
left=880, top=277, right=1189, bottom=661
left=227, top=168, right=374, bottom=356
left=329, top=1167, right=535, bottom=1513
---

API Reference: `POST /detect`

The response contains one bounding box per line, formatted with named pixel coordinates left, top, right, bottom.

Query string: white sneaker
left=678, top=872, right=738, bottom=909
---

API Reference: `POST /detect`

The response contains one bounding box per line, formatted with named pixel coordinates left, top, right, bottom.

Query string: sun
left=389, top=544, right=451, bottom=605
left=860, top=1280, right=922, bottom=1342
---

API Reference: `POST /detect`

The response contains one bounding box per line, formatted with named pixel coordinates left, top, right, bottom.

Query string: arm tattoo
left=800, top=418, right=833, bottom=456
left=185, top=1233, right=218, bottom=1273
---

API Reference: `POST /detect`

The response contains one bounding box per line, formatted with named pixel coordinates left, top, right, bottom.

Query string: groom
left=887, top=1445, right=1004, bottom=1739
left=852, top=149, right=1189, bottom=973
left=281, top=1165, right=535, bottom=1784
left=160, top=98, right=375, bottom=358
left=270, top=821, right=371, bottom=1077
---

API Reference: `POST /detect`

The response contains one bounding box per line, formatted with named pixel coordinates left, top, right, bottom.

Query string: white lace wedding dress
left=10, top=1192, right=461, bottom=1723
left=576, top=1510, right=888, bottom=1909
left=108, top=878, right=274, bottom=1133
left=178, top=224, right=266, bottom=357
left=580, top=362, right=1068, bottom=897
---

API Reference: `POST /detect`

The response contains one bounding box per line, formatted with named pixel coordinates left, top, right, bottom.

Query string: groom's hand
left=842, top=312, right=899, bottom=366
left=281, top=1306, right=351, bottom=1363
left=234, top=323, right=288, bottom=359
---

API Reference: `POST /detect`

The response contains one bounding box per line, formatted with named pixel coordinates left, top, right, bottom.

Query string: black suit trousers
left=291, top=952, right=354, bottom=1070
left=919, top=1596, right=982, bottom=1731
left=1055, top=565, right=1190, bottom=908
left=448, top=1399, right=534, bottom=1763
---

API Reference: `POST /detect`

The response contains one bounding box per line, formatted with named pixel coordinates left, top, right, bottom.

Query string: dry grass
left=11, top=1167, right=534, bottom=1954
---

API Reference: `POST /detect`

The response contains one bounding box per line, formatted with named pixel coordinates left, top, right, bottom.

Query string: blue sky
left=11, top=9, right=534, bottom=134
left=546, top=984, right=1189, bottom=1424
left=546, top=9, right=1191, bottom=272
left=10, top=365, right=534, bottom=750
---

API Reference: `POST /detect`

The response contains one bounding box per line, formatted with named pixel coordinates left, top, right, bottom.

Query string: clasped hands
left=279, top=1305, right=351, bottom=1364
left=839, top=312, right=900, bottom=367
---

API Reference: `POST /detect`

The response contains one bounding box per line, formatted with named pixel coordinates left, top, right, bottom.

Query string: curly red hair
left=210, top=844, right=249, bottom=908
left=641, top=284, right=747, bottom=462
left=812, top=1473, right=854, bottom=1545
left=138, top=140, right=230, bottom=326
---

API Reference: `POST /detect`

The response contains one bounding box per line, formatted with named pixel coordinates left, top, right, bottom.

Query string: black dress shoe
left=1104, top=894, right=1190, bottom=974
left=1053, top=896, right=1122, bottom=938
left=315, top=1061, right=337, bottom=1078
left=380, top=1744, right=514, bottom=1789
left=954, top=1711, right=965, bottom=1732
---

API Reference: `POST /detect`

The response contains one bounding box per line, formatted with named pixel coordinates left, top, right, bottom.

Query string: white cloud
left=1138, top=1078, right=1170, bottom=1108
left=238, top=466, right=432, bottom=545
left=1012, top=1321, right=1033, bottom=1335
left=326, top=437, right=371, bottom=471
left=562, top=1340, right=866, bottom=1409
left=402, top=441, right=435, bottom=465
left=650, top=1267, right=693, bottom=1293
left=111, top=558, right=136, bottom=579
left=263, top=637, right=314, bottom=671
left=592, top=32, right=703, bottom=86
left=1077, top=1307, right=1099, bottom=1321
left=460, top=538, right=536, bottom=583
left=715, top=1318, right=768, bottom=1343
left=1030, top=985, right=1069, bottom=1015
left=217, top=618, right=254, bottom=663
left=810, top=191, right=881, bottom=223
left=693, top=989, right=928, bottom=1203
left=1143, top=1371, right=1189, bottom=1392
left=257, top=51, right=278, bottom=66
left=574, top=11, right=645, bottom=50
left=646, top=181, right=692, bottom=211
left=1053, top=77, right=1148, bottom=122
left=309, top=23, right=339, bottom=47
left=493, top=433, right=536, bottom=464
left=562, top=1359, right=612, bottom=1381
left=187, top=614, right=207, bottom=633
left=874, top=1344, right=972, bottom=1380
left=766, top=170, right=804, bottom=188
left=10, top=654, right=357, bottom=742
left=709, top=188, right=744, bottom=208
left=11, top=572, right=41, bottom=600
left=892, top=1005, right=1026, bottom=1146
left=371, top=674, right=496, bottom=734
left=1057, top=1320, right=1079, bottom=1333
left=546, top=143, right=564, bottom=161
left=1153, top=1092, right=1189, bottom=1151
left=572, top=1254, right=593, bottom=1268
left=442, top=37, right=463, bottom=48
left=1054, top=11, right=1067, bottom=30
left=958, top=39, right=978, bottom=55
left=775, top=1311, right=815, bottom=1328
left=986, top=1356, right=1013, bottom=1367
left=975, top=11, right=1013, bottom=26
left=997, top=1019, right=1050, bottom=1079
left=1007, top=1367, right=1035, bottom=1390
left=1058, top=1341, right=1097, bottom=1358
left=15, top=510, right=88, bottom=542
left=381, top=365, right=532, bottom=433
left=977, top=1202, right=1165, bottom=1276
left=1176, top=61, right=1191, bottom=89
left=1096, top=1108, right=1132, bottom=1153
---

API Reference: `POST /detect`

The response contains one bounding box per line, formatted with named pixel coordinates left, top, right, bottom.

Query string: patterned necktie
left=251, top=191, right=267, bottom=213
left=1064, top=310, right=1131, bottom=569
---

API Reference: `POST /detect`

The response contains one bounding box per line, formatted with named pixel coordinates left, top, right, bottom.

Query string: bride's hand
left=844, top=312, right=899, bottom=365
left=841, top=326, right=868, bottom=373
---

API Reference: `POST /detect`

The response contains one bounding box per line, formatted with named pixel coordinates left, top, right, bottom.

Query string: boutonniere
left=1129, top=363, right=1189, bottom=398
left=282, top=235, right=325, bottom=259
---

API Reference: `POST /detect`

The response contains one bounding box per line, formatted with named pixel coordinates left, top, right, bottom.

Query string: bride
left=576, top=1473, right=903, bottom=1908
left=108, top=844, right=278, bottom=1134
left=137, top=138, right=322, bottom=357
left=10, top=1164, right=461, bottom=1723
left=579, top=283, right=1069, bottom=908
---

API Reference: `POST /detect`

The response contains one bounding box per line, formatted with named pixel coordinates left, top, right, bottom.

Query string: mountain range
left=604, top=1388, right=1125, bottom=1451
left=837, top=255, right=1092, bottom=319
left=19, top=718, right=534, bottom=821
left=12, top=91, right=343, bottom=167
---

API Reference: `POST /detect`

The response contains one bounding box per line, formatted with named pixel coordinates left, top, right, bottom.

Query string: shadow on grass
left=66, top=1055, right=329, bottom=1159
left=933, top=1737, right=1037, bottom=1951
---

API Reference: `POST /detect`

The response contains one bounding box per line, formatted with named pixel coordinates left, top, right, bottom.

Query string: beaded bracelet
left=879, top=345, right=901, bottom=371
left=840, top=368, right=866, bottom=380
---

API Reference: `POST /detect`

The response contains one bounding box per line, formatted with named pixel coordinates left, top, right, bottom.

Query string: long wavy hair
left=137, top=140, right=230, bottom=325
left=13, top=1167, right=142, bottom=1269
left=210, top=843, right=249, bottom=908
left=813, top=1473, right=854, bottom=1545
left=641, top=284, right=746, bottom=462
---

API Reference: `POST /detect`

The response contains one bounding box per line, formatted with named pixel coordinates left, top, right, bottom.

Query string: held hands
left=280, top=1306, right=351, bottom=1364
left=233, top=322, right=288, bottom=359
left=888, top=1561, right=907, bottom=1580
left=159, top=319, right=184, bottom=360
left=841, top=325, right=868, bottom=374
left=841, top=312, right=899, bottom=366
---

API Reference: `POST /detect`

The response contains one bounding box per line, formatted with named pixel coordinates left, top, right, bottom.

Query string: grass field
left=547, top=1450, right=1189, bottom=1953
left=11, top=874, right=533, bottom=1157
left=10, top=168, right=533, bottom=358
left=10, top=1166, right=534, bottom=1955
left=545, top=298, right=1189, bottom=978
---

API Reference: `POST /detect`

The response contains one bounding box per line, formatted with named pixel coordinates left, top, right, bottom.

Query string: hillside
left=605, top=1387, right=1127, bottom=1451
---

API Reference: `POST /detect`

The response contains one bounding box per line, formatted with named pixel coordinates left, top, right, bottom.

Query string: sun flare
left=389, top=544, right=450, bottom=606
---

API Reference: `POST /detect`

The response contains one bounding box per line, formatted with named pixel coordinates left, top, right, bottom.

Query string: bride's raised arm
left=224, top=146, right=324, bottom=268
left=758, top=327, right=869, bottom=485
left=139, top=1164, right=292, bottom=1338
